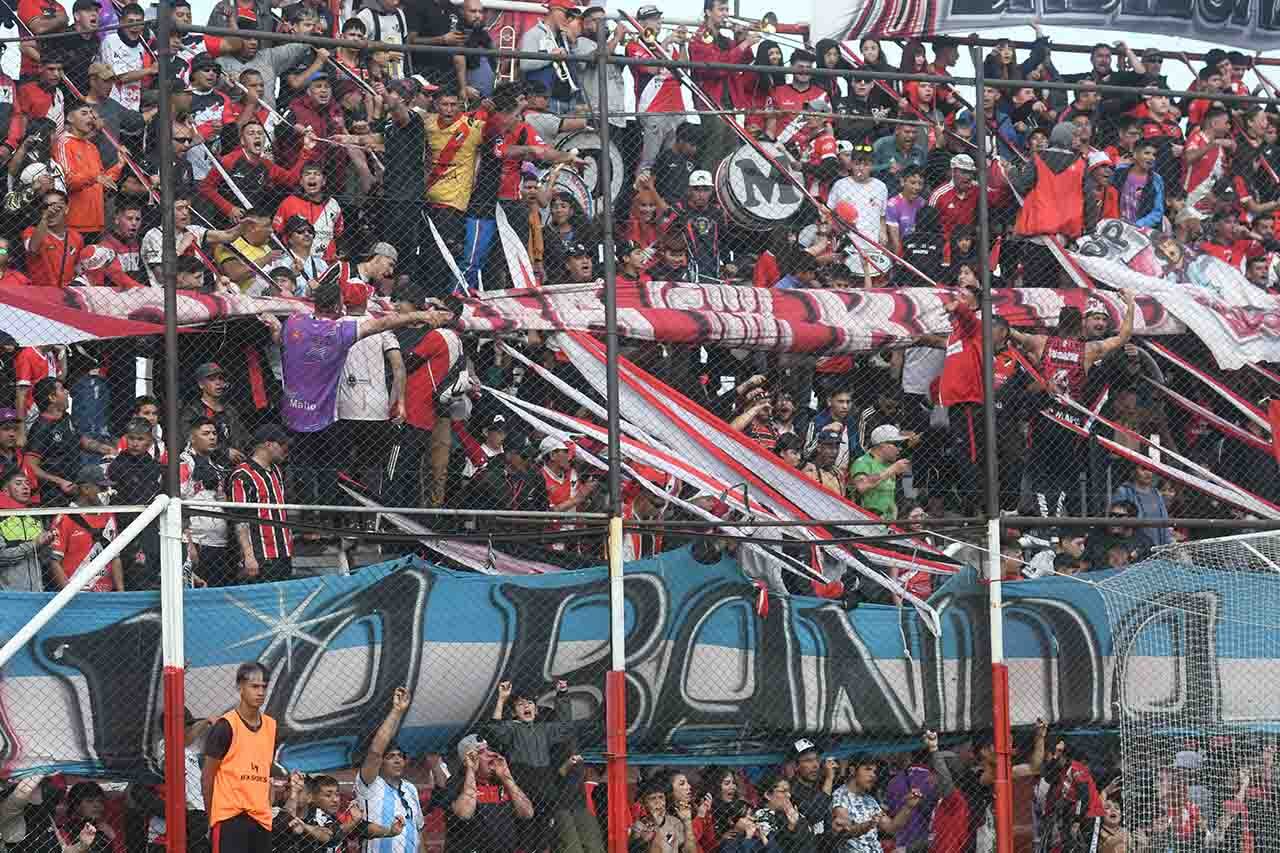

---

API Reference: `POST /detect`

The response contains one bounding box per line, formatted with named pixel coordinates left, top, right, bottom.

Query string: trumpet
left=496, top=24, right=517, bottom=84
left=539, top=35, right=579, bottom=93
left=725, top=12, right=779, bottom=34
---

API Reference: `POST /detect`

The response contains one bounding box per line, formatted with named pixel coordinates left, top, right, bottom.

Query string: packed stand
left=0, top=0, right=1275, bottom=592
left=5, top=675, right=1273, bottom=853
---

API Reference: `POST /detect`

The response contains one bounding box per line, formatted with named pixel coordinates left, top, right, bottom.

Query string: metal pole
left=155, top=13, right=186, bottom=853
left=970, top=45, right=1013, bottom=853
left=597, top=32, right=628, bottom=853
left=158, top=11, right=180, bottom=498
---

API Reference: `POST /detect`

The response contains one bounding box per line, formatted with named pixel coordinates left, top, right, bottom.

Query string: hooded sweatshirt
left=0, top=493, right=45, bottom=591
left=1011, top=122, right=1086, bottom=238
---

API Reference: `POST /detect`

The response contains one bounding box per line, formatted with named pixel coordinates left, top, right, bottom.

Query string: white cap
left=688, top=170, right=713, bottom=188
left=950, top=153, right=976, bottom=172
left=836, top=140, right=854, bottom=154
left=1085, top=298, right=1109, bottom=317
left=1086, top=149, right=1113, bottom=170
left=870, top=424, right=908, bottom=446
left=539, top=435, right=569, bottom=457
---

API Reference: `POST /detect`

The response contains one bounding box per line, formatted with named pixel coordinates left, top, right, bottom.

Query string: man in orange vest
left=1012, top=122, right=1086, bottom=241
left=1009, top=122, right=1086, bottom=288
left=202, top=662, right=277, bottom=853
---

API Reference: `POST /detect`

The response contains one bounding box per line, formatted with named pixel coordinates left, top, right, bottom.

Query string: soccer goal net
left=1096, top=531, right=1280, bottom=853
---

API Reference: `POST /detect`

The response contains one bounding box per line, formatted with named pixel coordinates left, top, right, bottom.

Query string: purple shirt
left=883, top=764, right=937, bottom=849
left=886, top=194, right=926, bottom=241
left=1119, top=172, right=1148, bottom=223
left=281, top=313, right=359, bottom=433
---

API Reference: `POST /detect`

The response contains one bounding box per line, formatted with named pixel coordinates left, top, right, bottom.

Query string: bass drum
left=540, top=167, right=594, bottom=223
left=555, top=130, right=624, bottom=205
left=716, top=141, right=803, bottom=230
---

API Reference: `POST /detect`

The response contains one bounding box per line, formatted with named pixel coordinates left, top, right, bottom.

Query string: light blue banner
left=0, top=552, right=1270, bottom=778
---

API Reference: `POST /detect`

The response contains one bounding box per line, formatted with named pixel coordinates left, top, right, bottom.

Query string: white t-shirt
left=337, top=311, right=399, bottom=421
left=353, top=774, right=424, bottom=853
left=828, top=176, right=888, bottom=246
left=901, top=346, right=945, bottom=397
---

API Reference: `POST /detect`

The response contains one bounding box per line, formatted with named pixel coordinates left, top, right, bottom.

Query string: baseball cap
left=548, top=0, right=577, bottom=9
left=1085, top=298, right=1109, bottom=317
left=87, top=62, right=116, bottom=81
left=870, top=424, right=907, bottom=445
left=583, top=3, right=605, bottom=12
left=367, top=242, right=399, bottom=264
left=687, top=170, right=712, bottom=188
left=485, top=414, right=507, bottom=432
left=790, top=738, right=820, bottom=760
left=0, top=407, right=19, bottom=424
left=1087, top=149, right=1113, bottom=171
left=816, top=429, right=842, bottom=445
left=253, top=423, right=291, bottom=446
left=636, top=3, right=661, bottom=18
left=539, top=435, right=569, bottom=457
left=283, top=214, right=314, bottom=236
left=836, top=140, right=854, bottom=155
left=72, top=0, right=99, bottom=11
left=566, top=242, right=591, bottom=258
left=410, top=74, right=440, bottom=93
left=75, top=464, right=112, bottom=486
left=306, top=70, right=330, bottom=85
left=456, top=734, right=488, bottom=764
left=194, top=362, right=225, bottom=382
left=950, top=153, right=976, bottom=172
left=191, top=52, right=221, bottom=72
left=615, top=239, right=642, bottom=262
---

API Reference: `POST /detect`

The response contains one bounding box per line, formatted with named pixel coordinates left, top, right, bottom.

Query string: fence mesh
left=0, top=10, right=1279, bottom=853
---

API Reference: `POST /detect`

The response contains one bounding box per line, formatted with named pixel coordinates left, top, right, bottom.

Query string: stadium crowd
left=1, top=681, right=1270, bottom=853
left=0, top=0, right=1275, bottom=596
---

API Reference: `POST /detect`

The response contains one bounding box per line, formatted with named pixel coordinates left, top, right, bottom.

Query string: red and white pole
left=989, top=518, right=1014, bottom=853
left=160, top=498, right=187, bottom=853
left=605, top=517, right=628, bottom=853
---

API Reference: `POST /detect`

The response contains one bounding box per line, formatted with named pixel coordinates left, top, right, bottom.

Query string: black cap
left=789, top=737, right=820, bottom=759
left=191, top=52, right=221, bottom=72
left=615, top=239, right=641, bottom=262
left=253, top=423, right=290, bottom=446
left=566, top=242, right=590, bottom=258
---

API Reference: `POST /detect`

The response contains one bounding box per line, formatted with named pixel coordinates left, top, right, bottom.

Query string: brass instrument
left=725, top=12, right=780, bottom=34
left=496, top=24, right=517, bottom=83
left=540, top=34, right=579, bottom=93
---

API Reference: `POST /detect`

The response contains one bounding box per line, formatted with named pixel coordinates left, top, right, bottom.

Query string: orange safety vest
left=209, top=710, right=277, bottom=830
left=1014, top=154, right=1086, bottom=239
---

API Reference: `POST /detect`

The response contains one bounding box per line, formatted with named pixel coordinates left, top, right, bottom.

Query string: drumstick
left=620, top=10, right=941, bottom=288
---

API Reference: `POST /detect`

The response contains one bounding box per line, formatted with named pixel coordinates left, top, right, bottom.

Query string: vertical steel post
left=596, top=30, right=628, bottom=853
left=970, top=43, right=1014, bottom=853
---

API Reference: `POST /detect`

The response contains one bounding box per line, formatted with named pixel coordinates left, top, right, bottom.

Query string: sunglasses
left=1109, top=513, right=1132, bottom=519
left=853, top=144, right=873, bottom=153
left=174, top=136, right=194, bottom=143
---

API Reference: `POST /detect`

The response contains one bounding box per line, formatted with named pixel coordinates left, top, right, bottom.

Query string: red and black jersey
left=939, top=300, right=983, bottom=406
left=228, top=459, right=292, bottom=560
left=466, top=121, right=543, bottom=217
left=1041, top=335, right=1088, bottom=399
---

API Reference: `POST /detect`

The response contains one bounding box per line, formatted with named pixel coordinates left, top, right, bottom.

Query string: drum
left=716, top=142, right=804, bottom=230
left=540, top=167, right=594, bottom=223
left=841, top=240, right=893, bottom=279
left=555, top=130, right=624, bottom=205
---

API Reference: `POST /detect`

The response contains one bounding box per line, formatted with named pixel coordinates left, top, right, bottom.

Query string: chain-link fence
left=2, top=11, right=1280, bottom=853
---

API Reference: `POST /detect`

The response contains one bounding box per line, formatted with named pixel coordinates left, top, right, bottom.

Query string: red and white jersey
left=541, top=464, right=580, bottom=550
left=1184, top=128, right=1228, bottom=212
left=635, top=43, right=685, bottom=113
left=97, top=32, right=153, bottom=112
left=273, top=194, right=344, bottom=261
left=766, top=84, right=828, bottom=134
left=50, top=511, right=117, bottom=592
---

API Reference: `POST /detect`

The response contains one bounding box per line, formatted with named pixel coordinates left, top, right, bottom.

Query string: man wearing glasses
left=356, top=688, right=424, bottom=853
